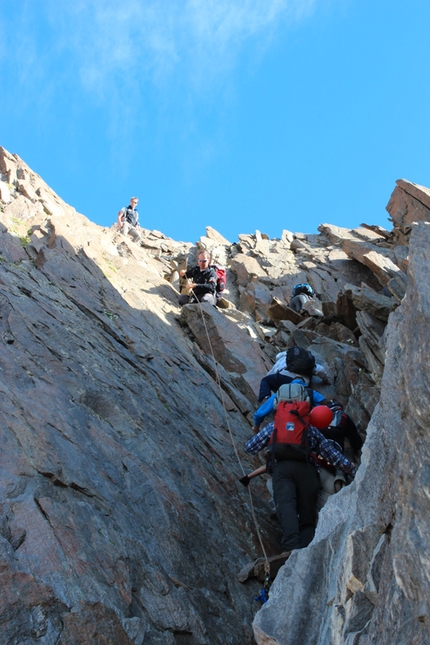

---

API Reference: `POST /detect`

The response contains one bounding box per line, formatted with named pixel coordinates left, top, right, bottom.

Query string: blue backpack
left=292, top=283, right=314, bottom=298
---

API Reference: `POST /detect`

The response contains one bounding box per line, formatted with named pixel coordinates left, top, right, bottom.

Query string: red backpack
left=268, top=383, right=311, bottom=463
left=211, top=265, right=226, bottom=294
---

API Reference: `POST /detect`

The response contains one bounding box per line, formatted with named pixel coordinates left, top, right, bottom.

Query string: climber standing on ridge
left=178, top=250, right=217, bottom=306
left=117, top=196, right=141, bottom=243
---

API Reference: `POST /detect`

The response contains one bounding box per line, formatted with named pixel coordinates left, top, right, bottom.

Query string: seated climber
left=178, top=250, right=217, bottom=306
left=244, top=383, right=356, bottom=553
left=258, top=346, right=331, bottom=403
left=117, top=196, right=141, bottom=243
left=289, top=283, right=315, bottom=314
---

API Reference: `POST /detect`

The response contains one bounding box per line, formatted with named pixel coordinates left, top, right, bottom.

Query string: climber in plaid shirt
left=245, top=422, right=356, bottom=476
left=244, top=421, right=356, bottom=552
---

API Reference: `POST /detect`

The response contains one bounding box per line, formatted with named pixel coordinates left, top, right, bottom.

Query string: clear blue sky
left=1, top=1, right=429, bottom=243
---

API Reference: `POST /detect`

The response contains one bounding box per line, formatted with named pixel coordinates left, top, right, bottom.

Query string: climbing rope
left=255, top=566, right=271, bottom=604
left=191, top=290, right=270, bottom=570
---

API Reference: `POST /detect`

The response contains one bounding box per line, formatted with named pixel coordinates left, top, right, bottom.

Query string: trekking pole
left=178, top=258, right=191, bottom=295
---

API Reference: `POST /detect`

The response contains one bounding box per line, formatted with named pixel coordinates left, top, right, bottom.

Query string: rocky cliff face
left=0, top=146, right=428, bottom=645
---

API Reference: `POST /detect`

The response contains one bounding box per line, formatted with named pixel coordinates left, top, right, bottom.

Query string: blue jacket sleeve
left=312, top=389, right=326, bottom=405
left=254, top=394, right=276, bottom=427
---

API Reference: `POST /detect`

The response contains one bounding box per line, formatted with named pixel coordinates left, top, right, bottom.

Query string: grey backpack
left=274, top=382, right=310, bottom=408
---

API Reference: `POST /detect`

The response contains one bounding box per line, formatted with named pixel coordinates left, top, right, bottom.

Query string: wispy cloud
left=43, top=0, right=318, bottom=94
left=1, top=0, right=321, bottom=163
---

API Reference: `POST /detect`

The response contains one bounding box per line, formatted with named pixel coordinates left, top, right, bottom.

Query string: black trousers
left=258, top=372, right=293, bottom=402
left=272, top=460, right=320, bottom=552
left=178, top=292, right=216, bottom=306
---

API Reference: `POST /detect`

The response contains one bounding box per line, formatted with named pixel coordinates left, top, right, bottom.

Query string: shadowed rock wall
left=0, top=148, right=274, bottom=645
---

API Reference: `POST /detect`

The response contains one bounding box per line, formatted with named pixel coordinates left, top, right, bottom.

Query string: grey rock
left=204, top=225, right=232, bottom=246
left=266, top=297, right=304, bottom=326
left=253, top=222, right=430, bottom=645
left=386, top=179, right=430, bottom=239
left=343, top=283, right=397, bottom=322
left=0, top=181, right=11, bottom=203
left=1, top=146, right=429, bottom=645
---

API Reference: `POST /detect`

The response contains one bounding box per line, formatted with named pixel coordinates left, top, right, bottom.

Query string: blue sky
left=1, top=0, right=429, bottom=243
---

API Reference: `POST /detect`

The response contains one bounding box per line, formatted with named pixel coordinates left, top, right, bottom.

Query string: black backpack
left=286, top=346, right=316, bottom=377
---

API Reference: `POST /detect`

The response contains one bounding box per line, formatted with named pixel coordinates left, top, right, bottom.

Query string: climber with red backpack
left=253, top=372, right=329, bottom=433
left=244, top=382, right=356, bottom=552
left=178, top=250, right=217, bottom=306
left=210, top=263, right=227, bottom=307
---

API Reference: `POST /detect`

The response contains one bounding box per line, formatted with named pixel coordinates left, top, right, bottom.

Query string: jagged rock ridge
left=0, top=146, right=428, bottom=644
left=253, top=221, right=430, bottom=645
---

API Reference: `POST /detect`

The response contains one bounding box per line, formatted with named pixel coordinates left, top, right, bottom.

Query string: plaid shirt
left=244, top=422, right=356, bottom=477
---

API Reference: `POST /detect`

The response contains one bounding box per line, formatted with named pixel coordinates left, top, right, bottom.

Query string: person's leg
left=258, top=374, right=276, bottom=402
left=289, top=294, right=307, bottom=313
left=334, top=469, right=346, bottom=493
left=272, top=461, right=300, bottom=552
left=258, top=373, right=293, bottom=402
left=295, top=463, right=320, bottom=548
left=129, top=226, right=141, bottom=242
left=121, top=221, right=129, bottom=236
left=198, top=293, right=216, bottom=305
left=178, top=294, right=190, bottom=306
left=317, top=468, right=335, bottom=512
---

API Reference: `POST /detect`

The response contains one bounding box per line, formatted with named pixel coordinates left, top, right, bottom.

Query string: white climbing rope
left=192, top=292, right=270, bottom=566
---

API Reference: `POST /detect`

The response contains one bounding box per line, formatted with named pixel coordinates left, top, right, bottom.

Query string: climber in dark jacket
left=320, top=401, right=363, bottom=457
left=288, top=283, right=315, bottom=314
left=178, top=251, right=217, bottom=306
left=258, top=349, right=331, bottom=403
